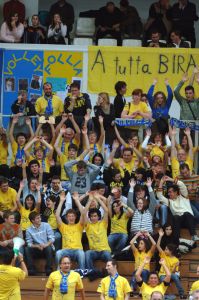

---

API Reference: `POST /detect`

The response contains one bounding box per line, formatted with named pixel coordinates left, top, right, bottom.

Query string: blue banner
left=170, top=118, right=199, bottom=131
left=115, top=118, right=152, bottom=127
left=3, top=50, right=44, bottom=127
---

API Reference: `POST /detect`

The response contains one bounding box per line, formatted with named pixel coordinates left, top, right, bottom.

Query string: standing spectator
left=147, top=78, right=173, bottom=134
left=35, top=82, right=64, bottom=117
left=174, top=73, right=199, bottom=121
left=11, top=91, right=36, bottom=116
left=167, top=0, right=198, bottom=48
left=44, top=256, right=85, bottom=300
left=168, top=30, right=190, bottom=48
left=3, top=0, right=25, bottom=23
left=95, top=2, right=123, bottom=46
left=25, top=211, right=55, bottom=276
left=84, top=194, right=112, bottom=270
left=144, top=0, right=172, bottom=41
left=64, top=82, right=92, bottom=128
left=119, top=0, right=143, bottom=39
left=157, top=176, right=199, bottom=241
left=47, top=13, right=67, bottom=45
left=97, top=259, right=132, bottom=299
left=49, top=0, right=74, bottom=33
left=23, top=15, right=46, bottom=44
left=0, top=250, right=27, bottom=300
left=114, top=81, right=127, bottom=118
left=0, top=11, right=24, bottom=43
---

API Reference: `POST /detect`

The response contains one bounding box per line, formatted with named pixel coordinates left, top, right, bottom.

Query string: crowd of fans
left=0, top=0, right=198, bottom=47
left=0, top=63, right=199, bottom=298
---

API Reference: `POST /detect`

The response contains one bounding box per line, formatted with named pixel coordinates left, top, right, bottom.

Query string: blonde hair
left=98, top=92, right=110, bottom=105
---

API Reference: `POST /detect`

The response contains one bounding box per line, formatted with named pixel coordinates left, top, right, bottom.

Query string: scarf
left=108, top=273, right=119, bottom=298
left=45, top=96, right=53, bottom=115
left=60, top=271, right=70, bottom=294
left=15, top=145, right=25, bottom=164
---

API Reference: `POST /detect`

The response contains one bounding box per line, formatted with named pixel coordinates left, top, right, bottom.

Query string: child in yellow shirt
left=157, top=229, right=185, bottom=299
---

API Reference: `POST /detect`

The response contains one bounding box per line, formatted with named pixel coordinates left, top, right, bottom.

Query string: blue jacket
left=147, top=84, right=173, bottom=119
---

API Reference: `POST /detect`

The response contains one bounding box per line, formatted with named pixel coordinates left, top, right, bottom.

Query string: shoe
left=192, top=235, right=199, bottom=241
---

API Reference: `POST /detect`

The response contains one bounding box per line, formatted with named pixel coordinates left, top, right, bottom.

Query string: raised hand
left=146, top=177, right=152, bottom=187
left=25, top=118, right=31, bottom=125
left=129, top=178, right=136, bottom=188
left=153, top=78, right=158, bottom=85
left=158, top=228, right=164, bottom=237
left=146, top=128, right=151, bottom=137
left=112, top=139, right=120, bottom=150
left=182, top=72, right=189, bottom=82
left=12, top=116, right=19, bottom=124
left=60, top=127, right=67, bottom=135
left=164, top=78, right=169, bottom=85
left=19, top=180, right=25, bottom=189
left=84, top=113, right=90, bottom=122
left=171, top=126, right=177, bottom=136
left=184, top=127, right=191, bottom=136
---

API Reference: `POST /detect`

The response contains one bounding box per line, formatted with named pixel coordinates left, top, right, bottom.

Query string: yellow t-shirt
left=0, top=265, right=26, bottom=300
left=35, top=95, right=64, bottom=117
left=159, top=252, right=179, bottom=276
left=58, top=222, right=83, bottom=250
left=97, top=275, right=132, bottom=300
left=114, top=158, right=135, bottom=178
left=59, top=154, right=77, bottom=181
left=110, top=213, right=129, bottom=235
left=46, top=270, right=83, bottom=300
left=48, top=209, right=58, bottom=230
left=19, top=206, right=37, bottom=231
left=139, top=282, right=168, bottom=300
left=86, top=220, right=111, bottom=252
left=11, top=141, right=26, bottom=166
left=148, top=145, right=166, bottom=161
left=190, top=280, right=199, bottom=292
left=0, top=187, right=17, bottom=211
left=134, top=249, right=153, bottom=271
left=123, top=101, right=149, bottom=120
left=171, top=156, right=193, bottom=178
left=0, top=140, right=8, bottom=164
left=58, top=137, right=79, bottom=159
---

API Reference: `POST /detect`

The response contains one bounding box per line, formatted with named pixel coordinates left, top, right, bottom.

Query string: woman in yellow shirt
left=16, top=181, right=41, bottom=234
left=107, top=199, right=133, bottom=254
left=130, top=231, right=156, bottom=293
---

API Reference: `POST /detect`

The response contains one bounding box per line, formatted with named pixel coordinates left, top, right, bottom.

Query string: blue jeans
left=85, top=250, right=111, bottom=270
left=156, top=200, right=168, bottom=226
left=160, top=274, right=184, bottom=295
left=54, top=230, right=62, bottom=251
left=56, top=249, right=85, bottom=269
left=191, top=202, right=199, bottom=223
left=108, top=233, right=128, bottom=253
left=131, top=269, right=149, bottom=291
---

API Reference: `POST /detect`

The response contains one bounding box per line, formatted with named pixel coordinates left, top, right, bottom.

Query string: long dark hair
left=111, top=200, right=124, bottom=219
left=24, top=194, right=36, bottom=211
left=6, top=12, right=20, bottom=31
left=50, top=13, right=61, bottom=29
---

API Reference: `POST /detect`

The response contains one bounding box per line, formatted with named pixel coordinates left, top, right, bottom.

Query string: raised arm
left=114, top=125, right=126, bottom=147
left=170, top=126, right=177, bottom=159
left=135, top=257, right=151, bottom=282
left=9, top=116, right=18, bottom=144
left=156, top=177, right=169, bottom=206
left=174, top=74, right=188, bottom=104
left=145, top=231, right=156, bottom=253
left=127, top=179, right=136, bottom=210
left=165, top=79, right=173, bottom=108
left=68, top=113, right=81, bottom=142
left=40, top=137, right=53, bottom=159
left=157, top=228, right=164, bottom=253
left=25, top=118, right=34, bottom=141
left=147, top=79, right=157, bottom=108
left=72, top=192, right=84, bottom=225
left=84, top=197, right=92, bottom=224
left=95, top=194, right=108, bottom=222
left=55, top=191, right=65, bottom=226
left=159, top=258, right=171, bottom=283
left=55, top=114, right=68, bottom=136
left=24, top=136, right=38, bottom=159
left=98, top=116, right=105, bottom=148
left=146, top=178, right=157, bottom=216
left=130, top=231, right=141, bottom=252
left=184, top=127, right=193, bottom=160
left=54, top=128, right=65, bottom=157
left=16, top=181, right=24, bottom=209
left=189, top=66, right=199, bottom=86
left=141, top=128, right=151, bottom=150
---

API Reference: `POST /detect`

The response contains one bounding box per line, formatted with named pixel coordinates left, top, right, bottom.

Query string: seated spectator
left=23, top=15, right=46, bottom=44
left=168, top=30, right=190, bottom=48
left=157, top=176, right=199, bottom=241
left=64, top=82, right=92, bottom=128
left=16, top=180, right=41, bottom=233
left=47, top=13, right=67, bottom=45
left=157, top=231, right=185, bottom=298
left=135, top=257, right=171, bottom=299
left=0, top=11, right=24, bottom=43
left=113, top=81, right=127, bottom=118
left=0, top=177, right=17, bottom=223
left=144, top=0, right=172, bottom=42
left=64, top=154, right=100, bottom=196
left=95, top=2, right=123, bottom=46
left=25, top=211, right=55, bottom=276
left=147, top=78, right=173, bottom=134
left=0, top=210, right=23, bottom=256
left=55, top=192, right=85, bottom=269
left=109, top=186, right=128, bottom=205
left=146, top=30, right=167, bottom=47
left=91, top=153, right=105, bottom=184
left=119, top=0, right=143, bottom=39
left=109, top=169, right=124, bottom=191
left=3, top=0, right=25, bottom=23
left=49, top=0, right=74, bottom=34
left=94, top=93, right=115, bottom=144
left=156, top=225, right=179, bottom=250
left=107, top=199, right=133, bottom=254
left=21, top=165, right=41, bottom=204
left=84, top=194, right=112, bottom=270
left=130, top=231, right=156, bottom=292
left=35, top=82, right=64, bottom=117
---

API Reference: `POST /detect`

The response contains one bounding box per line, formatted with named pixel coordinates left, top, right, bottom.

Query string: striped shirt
left=131, top=209, right=153, bottom=234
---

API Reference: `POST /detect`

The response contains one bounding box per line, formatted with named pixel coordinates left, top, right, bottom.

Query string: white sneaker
left=192, top=235, right=199, bottom=241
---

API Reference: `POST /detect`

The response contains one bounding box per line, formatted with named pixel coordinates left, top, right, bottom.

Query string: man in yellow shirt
left=55, top=192, right=85, bottom=269
left=0, top=177, right=17, bottom=222
left=135, top=257, right=171, bottom=300
left=0, top=249, right=28, bottom=300
left=35, top=82, right=64, bottom=117
left=84, top=193, right=111, bottom=269
left=97, top=259, right=131, bottom=300
left=44, top=255, right=85, bottom=300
